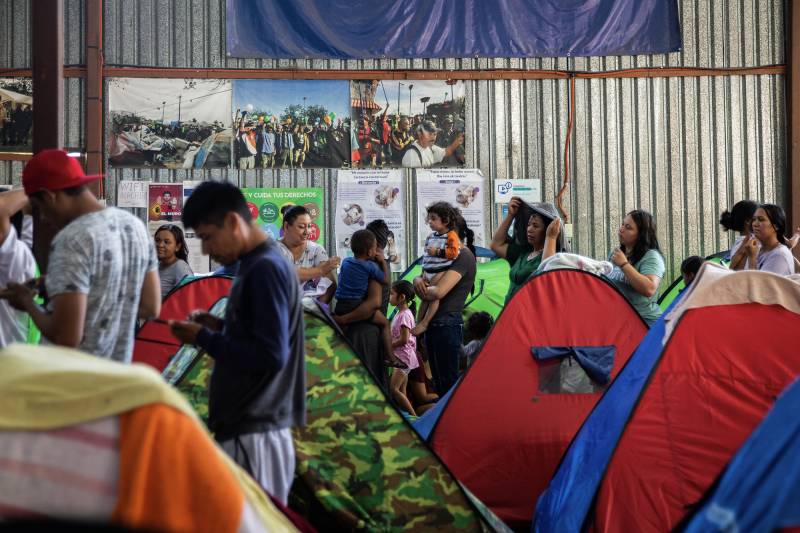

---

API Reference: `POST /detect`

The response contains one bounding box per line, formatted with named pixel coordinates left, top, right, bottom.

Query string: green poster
left=241, top=188, right=325, bottom=245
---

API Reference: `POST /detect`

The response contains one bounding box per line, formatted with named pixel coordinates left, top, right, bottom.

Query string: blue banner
left=227, top=0, right=681, bottom=60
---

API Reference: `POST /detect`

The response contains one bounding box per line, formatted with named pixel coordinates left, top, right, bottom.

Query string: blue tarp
left=532, top=299, right=678, bottom=533
left=680, top=378, right=800, bottom=533
left=226, top=0, right=681, bottom=60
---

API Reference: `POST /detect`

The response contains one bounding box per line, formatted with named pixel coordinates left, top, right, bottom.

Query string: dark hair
left=454, top=213, right=477, bottom=258
left=426, top=202, right=457, bottom=231
left=391, top=280, right=417, bottom=316
left=758, top=203, right=788, bottom=245
left=366, top=219, right=390, bottom=248
left=680, top=255, right=704, bottom=277
left=350, top=229, right=376, bottom=257
left=622, top=209, right=661, bottom=265
left=182, top=181, right=251, bottom=229
left=282, top=205, right=309, bottom=227
left=155, top=224, right=189, bottom=261
left=719, top=200, right=758, bottom=232
left=465, top=311, right=493, bottom=342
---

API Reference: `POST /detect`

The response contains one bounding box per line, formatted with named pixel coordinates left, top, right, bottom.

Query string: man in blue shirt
left=169, top=181, right=304, bottom=505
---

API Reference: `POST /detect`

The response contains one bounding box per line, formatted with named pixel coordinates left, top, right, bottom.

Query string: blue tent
left=679, top=378, right=800, bottom=533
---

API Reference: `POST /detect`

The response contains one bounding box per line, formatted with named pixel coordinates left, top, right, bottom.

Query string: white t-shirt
left=401, top=141, right=446, bottom=168
left=0, top=227, right=36, bottom=348
left=757, top=245, right=795, bottom=276
left=277, top=239, right=332, bottom=298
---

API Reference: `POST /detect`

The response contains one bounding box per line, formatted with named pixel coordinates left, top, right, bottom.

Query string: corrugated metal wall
left=0, top=0, right=787, bottom=283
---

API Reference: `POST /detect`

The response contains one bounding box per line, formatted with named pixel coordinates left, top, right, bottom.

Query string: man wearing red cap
left=2, top=149, right=161, bottom=362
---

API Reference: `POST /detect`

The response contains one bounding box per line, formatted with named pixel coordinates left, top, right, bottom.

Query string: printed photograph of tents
left=107, top=77, right=232, bottom=169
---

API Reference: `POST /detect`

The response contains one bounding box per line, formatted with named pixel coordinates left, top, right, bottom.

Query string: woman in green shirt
left=491, top=197, right=564, bottom=304
left=606, top=209, right=665, bottom=325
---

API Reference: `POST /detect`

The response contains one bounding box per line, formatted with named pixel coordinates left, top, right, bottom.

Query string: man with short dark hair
left=168, top=181, right=304, bottom=505
left=3, top=149, right=161, bottom=362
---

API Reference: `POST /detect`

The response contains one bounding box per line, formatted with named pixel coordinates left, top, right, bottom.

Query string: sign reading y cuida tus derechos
left=241, top=188, right=325, bottom=244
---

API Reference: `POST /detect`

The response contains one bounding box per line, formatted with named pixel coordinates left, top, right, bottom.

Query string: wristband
left=620, top=262, right=629, bottom=269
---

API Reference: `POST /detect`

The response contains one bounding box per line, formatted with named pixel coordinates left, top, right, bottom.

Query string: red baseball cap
left=22, top=149, right=101, bottom=195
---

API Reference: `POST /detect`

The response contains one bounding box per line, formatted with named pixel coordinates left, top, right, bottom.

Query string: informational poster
left=147, top=183, right=183, bottom=223
left=182, top=181, right=210, bottom=274
left=493, top=178, right=541, bottom=204
left=117, top=180, right=150, bottom=208
left=335, top=169, right=406, bottom=272
left=231, top=80, right=350, bottom=169
left=108, top=78, right=231, bottom=169
left=351, top=79, right=465, bottom=169
left=241, top=188, right=325, bottom=245
left=416, top=169, right=486, bottom=255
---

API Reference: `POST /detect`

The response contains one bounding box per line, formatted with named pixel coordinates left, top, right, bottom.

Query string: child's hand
left=426, top=246, right=439, bottom=256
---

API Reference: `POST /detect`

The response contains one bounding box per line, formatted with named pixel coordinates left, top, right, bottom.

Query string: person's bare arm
left=415, top=269, right=463, bottom=302
left=138, top=270, right=161, bottom=319
left=297, top=256, right=340, bottom=282
left=391, top=325, right=411, bottom=348
left=0, top=189, right=27, bottom=243
left=334, top=279, right=382, bottom=326
left=490, top=196, right=521, bottom=259
left=445, top=132, right=464, bottom=157
left=610, top=249, right=660, bottom=298
left=5, top=287, right=87, bottom=348
left=542, top=218, right=562, bottom=261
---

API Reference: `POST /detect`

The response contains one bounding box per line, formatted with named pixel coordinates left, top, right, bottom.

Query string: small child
left=412, top=202, right=461, bottom=335
left=333, top=229, right=404, bottom=368
left=681, top=255, right=704, bottom=287
left=462, top=311, right=494, bottom=369
left=389, top=280, right=421, bottom=415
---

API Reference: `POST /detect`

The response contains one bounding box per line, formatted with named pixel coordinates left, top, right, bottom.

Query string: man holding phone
left=0, top=188, right=36, bottom=348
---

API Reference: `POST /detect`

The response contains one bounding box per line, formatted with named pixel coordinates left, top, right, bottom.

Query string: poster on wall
left=182, top=181, right=210, bottom=274
left=241, top=188, right=325, bottom=244
left=231, top=80, right=351, bottom=170
left=416, top=169, right=486, bottom=255
left=335, top=169, right=406, bottom=272
left=350, top=79, right=465, bottom=169
left=147, top=183, right=183, bottom=223
left=117, top=180, right=150, bottom=208
left=108, top=78, right=232, bottom=169
left=0, top=78, right=33, bottom=153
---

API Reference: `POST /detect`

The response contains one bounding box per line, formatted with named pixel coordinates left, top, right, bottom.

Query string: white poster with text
left=182, top=181, right=210, bottom=274
left=335, top=169, right=406, bottom=272
left=416, top=168, right=486, bottom=255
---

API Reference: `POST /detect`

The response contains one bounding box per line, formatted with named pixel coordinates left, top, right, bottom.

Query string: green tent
left=657, top=252, right=729, bottom=310
left=394, top=248, right=510, bottom=320
left=164, top=299, right=510, bottom=532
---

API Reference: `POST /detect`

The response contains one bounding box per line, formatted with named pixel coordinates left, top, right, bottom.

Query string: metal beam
left=788, top=0, right=800, bottom=250
left=31, top=0, right=65, bottom=273
left=85, top=0, right=104, bottom=198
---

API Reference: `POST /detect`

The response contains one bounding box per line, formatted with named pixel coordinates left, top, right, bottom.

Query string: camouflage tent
left=163, top=299, right=509, bottom=532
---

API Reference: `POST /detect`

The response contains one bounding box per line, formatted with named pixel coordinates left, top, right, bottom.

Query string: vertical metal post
left=85, top=0, right=104, bottom=198
left=788, top=0, right=800, bottom=256
left=31, top=0, right=65, bottom=273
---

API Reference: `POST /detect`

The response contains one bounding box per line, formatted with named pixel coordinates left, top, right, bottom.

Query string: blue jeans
left=425, top=312, right=464, bottom=396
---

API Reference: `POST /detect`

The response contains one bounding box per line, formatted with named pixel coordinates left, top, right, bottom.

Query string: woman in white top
left=744, top=204, right=796, bottom=276
left=719, top=200, right=758, bottom=270
left=278, top=205, right=340, bottom=302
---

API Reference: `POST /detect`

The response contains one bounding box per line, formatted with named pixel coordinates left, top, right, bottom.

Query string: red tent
left=428, top=269, right=649, bottom=529
left=133, top=275, right=232, bottom=371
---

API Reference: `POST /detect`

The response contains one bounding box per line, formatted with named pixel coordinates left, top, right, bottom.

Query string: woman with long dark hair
left=154, top=224, right=192, bottom=296
left=606, top=210, right=665, bottom=325
left=719, top=200, right=758, bottom=270
left=744, top=204, right=796, bottom=275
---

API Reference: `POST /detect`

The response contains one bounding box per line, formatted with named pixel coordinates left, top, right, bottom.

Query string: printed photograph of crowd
left=107, top=78, right=232, bottom=169
left=351, top=79, right=466, bottom=169
left=0, top=78, right=33, bottom=152
left=232, top=80, right=351, bottom=170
